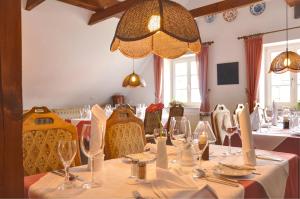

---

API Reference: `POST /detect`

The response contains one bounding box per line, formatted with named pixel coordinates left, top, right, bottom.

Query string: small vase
left=156, top=137, right=168, bottom=169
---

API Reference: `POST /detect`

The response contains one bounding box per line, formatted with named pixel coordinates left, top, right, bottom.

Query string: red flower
left=146, top=103, right=164, bottom=113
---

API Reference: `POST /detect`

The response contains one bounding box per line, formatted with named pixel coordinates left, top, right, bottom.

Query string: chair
left=211, top=104, right=231, bottom=145
left=104, top=107, right=146, bottom=160
left=23, top=107, right=81, bottom=176
left=166, top=104, right=184, bottom=132
left=144, top=109, right=162, bottom=135
left=117, top=104, right=136, bottom=114
left=233, top=104, right=245, bottom=126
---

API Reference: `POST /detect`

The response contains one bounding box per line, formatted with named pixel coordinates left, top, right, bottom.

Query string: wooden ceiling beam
left=286, top=0, right=300, bottom=7
left=57, top=0, right=101, bottom=11
left=25, top=0, right=45, bottom=10
left=190, top=0, right=262, bottom=18
left=89, top=0, right=262, bottom=25
left=88, top=0, right=137, bottom=25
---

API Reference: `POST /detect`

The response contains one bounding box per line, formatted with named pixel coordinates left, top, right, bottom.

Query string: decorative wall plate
left=205, top=14, right=216, bottom=23
left=250, top=2, right=266, bottom=16
left=223, top=9, right=238, bottom=22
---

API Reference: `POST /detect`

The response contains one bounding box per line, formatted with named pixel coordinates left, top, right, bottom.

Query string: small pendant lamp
left=111, top=0, right=201, bottom=59
left=122, top=59, right=146, bottom=88
left=269, top=3, right=300, bottom=73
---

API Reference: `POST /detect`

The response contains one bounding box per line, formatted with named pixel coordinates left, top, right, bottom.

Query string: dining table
left=24, top=145, right=299, bottom=199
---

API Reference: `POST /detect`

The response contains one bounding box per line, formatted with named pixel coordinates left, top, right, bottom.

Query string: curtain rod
left=202, top=41, right=214, bottom=45
left=237, top=26, right=300, bottom=40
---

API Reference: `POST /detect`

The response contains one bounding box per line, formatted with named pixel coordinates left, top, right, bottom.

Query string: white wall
left=128, top=0, right=300, bottom=113
left=22, top=0, right=151, bottom=109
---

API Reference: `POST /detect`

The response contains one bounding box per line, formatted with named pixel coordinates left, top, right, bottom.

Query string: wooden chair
left=211, top=104, right=231, bottom=145
left=117, top=104, right=136, bottom=114
left=166, top=104, right=184, bottom=132
left=104, top=107, right=146, bottom=160
left=144, top=109, right=162, bottom=135
left=23, top=107, right=81, bottom=176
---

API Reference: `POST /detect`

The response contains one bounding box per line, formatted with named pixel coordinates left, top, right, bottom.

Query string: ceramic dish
left=250, top=2, right=266, bottom=16
left=223, top=8, right=238, bottom=22
left=213, top=165, right=253, bottom=177
left=205, top=14, right=216, bottom=23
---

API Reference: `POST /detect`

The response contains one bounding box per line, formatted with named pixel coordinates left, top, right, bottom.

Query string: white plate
left=213, top=165, right=253, bottom=177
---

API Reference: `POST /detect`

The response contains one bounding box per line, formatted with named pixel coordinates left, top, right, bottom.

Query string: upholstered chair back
left=23, top=107, right=81, bottom=176
left=166, top=104, right=184, bottom=131
left=234, top=104, right=245, bottom=126
left=144, top=110, right=162, bottom=135
left=211, top=104, right=231, bottom=145
left=117, top=104, right=136, bottom=114
left=104, top=108, right=146, bottom=160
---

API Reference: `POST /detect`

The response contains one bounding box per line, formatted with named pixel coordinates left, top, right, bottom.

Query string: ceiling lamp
left=122, top=60, right=146, bottom=88
left=111, top=0, right=201, bottom=59
left=269, top=2, right=300, bottom=73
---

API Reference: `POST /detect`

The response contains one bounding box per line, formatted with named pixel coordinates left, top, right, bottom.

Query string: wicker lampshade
left=269, top=51, right=300, bottom=74
left=122, top=72, right=146, bottom=88
left=111, top=0, right=201, bottom=59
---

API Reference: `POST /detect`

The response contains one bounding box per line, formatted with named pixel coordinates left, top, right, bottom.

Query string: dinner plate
left=122, top=152, right=156, bottom=164
left=205, top=14, right=216, bottom=23
left=213, top=165, right=253, bottom=177
left=223, top=9, right=238, bottom=22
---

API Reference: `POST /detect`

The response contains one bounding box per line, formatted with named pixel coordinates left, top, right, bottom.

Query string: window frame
left=169, top=55, right=201, bottom=108
left=263, top=42, right=300, bottom=108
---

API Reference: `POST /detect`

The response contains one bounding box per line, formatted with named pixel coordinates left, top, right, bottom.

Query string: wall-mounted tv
left=217, top=62, right=239, bottom=85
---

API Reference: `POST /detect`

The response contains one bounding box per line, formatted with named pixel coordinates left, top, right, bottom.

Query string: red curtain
left=244, top=35, right=263, bottom=113
left=154, top=55, right=163, bottom=103
left=196, top=45, right=210, bottom=112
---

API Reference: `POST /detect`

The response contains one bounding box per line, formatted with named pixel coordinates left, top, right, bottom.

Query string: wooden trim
left=0, top=0, right=24, bottom=197
left=25, top=0, right=45, bottom=11
left=57, top=0, right=101, bottom=11
left=286, top=0, right=300, bottom=7
left=190, top=0, right=262, bottom=18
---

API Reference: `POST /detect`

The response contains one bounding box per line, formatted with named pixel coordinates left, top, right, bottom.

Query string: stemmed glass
left=57, top=140, right=78, bottom=190
left=222, top=114, right=238, bottom=155
left=80, top=124, right=104, bottom=189
left=192, top=131, right=208, bottom=178
left=169, top=116, right=191, bottom=164
left=264, top=107, right=273, bottom=132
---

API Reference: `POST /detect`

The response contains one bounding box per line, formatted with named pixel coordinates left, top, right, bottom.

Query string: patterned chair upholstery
left=211, top=104, right=231, bottom=145
left=104, top=107, right=146, bottom=160
left=144, top=109, right=162, bottom=135
left=166, top=104, right=184, bottom=132
left=23, top=107, right=81, bottom=176
left=117, top=104, right=136, bottom=114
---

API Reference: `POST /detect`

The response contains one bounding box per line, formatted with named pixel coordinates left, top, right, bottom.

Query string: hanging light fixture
left=269, top=2, right=300, bottom=73
left=111, top=0, right=201, bottom=59
left=122, top=59, right=146, bottom=88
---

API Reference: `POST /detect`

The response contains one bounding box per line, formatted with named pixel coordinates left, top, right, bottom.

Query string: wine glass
left=222, top=114, right=237, bottom=155
left=57, top=140, right=78, bottom=190
left=192, top=131, right=208, bottom=178
left=264, top=107, right=273, bottom=132
left=80, top=124, right=104, bottom=189
left=169, top=116, right=191, bottom=163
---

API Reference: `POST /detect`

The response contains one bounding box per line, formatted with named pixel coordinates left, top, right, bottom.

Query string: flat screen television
left=217, top=62, right=239, bottom=85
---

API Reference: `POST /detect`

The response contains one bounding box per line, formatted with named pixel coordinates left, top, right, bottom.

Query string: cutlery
left=256, top=155, right=284, bottom=162
left=132, top=191, right=146, bottom=199
left=51, top=170, right=84, bottom=182
left=195, top=169, right=239, bottom=187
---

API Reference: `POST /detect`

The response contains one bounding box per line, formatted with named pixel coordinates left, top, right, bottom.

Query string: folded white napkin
left=152, top=168, right=217, bottom=199
left=88, top=104, right=107, bottom=171
left=240, top=104, right=256, bottom=166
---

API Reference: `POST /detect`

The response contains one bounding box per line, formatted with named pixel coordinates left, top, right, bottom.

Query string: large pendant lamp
left=122, top=59, right=146, bottom=88
left=111, top=0, right=201, bottom=59
left=269, top=3, right=300, bottom=73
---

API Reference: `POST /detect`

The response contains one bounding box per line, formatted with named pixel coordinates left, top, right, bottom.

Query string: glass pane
left=191, top=75, right=199, bottom=89
left=175, top=90, right=187, bottom=102
left=175, top=76, right=187, bottom=89
left=297, top=49, right=300, bottom=55
left=191, top=89, right=201, bottom=102
left=191, top=61, right=197, bottom=75
left=271, top=72, right=290, bottom=102
left=298, top=73, right=300, bottom=101
left=175, top=63, right=187, bottom=76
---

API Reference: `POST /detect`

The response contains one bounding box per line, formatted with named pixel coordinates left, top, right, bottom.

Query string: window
left=261, top=40, right=300, bottom=107
left=163, top=55, right=201, bottom=107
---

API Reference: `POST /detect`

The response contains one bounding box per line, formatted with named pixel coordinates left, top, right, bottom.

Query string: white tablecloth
left=29, top=145, right=290, bottom=199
